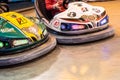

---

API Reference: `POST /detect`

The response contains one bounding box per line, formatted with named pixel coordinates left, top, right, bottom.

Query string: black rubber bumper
left=51, top=26, right=114, bottom=44
left=0, top=35, right=56, bottom=66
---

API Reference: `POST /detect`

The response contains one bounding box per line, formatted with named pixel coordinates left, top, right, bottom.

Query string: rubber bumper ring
left=0, top=35, right=56, bottom=66
left=51, top=26, right=114, bottom=44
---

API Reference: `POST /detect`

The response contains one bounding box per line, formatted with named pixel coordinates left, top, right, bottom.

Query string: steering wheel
left=62, top=0, right=70, bottom=9
left=0, top=3, right=9, bottom=13
left=62, top=0, right=78, bottom=9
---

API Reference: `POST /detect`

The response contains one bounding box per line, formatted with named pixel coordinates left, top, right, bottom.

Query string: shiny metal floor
left=0, top=0, right=120, bottom=80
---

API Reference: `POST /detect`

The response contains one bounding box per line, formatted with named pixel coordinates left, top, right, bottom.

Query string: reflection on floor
left=0, top=0, right=120, bottom=80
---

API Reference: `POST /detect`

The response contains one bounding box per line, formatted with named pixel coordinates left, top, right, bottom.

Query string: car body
left=0, top=12, right=48, bottom=53
left=47, top=2, right=114, bottom=44
left=35, top=1, right=114, bottom=44
left=50, top=2, right=108, bottom=34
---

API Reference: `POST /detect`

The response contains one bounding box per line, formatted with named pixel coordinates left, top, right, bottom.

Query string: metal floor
left=0, top=0, right=120, bottom=80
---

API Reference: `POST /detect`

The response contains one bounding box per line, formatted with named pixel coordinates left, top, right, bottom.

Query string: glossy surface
left=0, top=0, right=120, bottom=80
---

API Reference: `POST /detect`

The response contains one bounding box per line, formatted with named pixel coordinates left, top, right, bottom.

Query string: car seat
left=34, top=0, right=53, bottom=22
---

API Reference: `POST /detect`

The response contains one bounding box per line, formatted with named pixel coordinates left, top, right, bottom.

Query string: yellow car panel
left=0, top=12, right=34, bottom=29
left=0, top=12, right=43, bottom=41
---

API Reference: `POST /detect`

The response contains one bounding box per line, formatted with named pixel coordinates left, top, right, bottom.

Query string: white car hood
left=54, top=2, right=105, bottom=19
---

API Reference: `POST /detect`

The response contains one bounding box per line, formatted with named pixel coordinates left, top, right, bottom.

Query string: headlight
left=0, top=41, right=9, bottom=48
left=61, top=23, right=71, bottom=31
left=13, top=39, right=29, bottom=46
left=0, top=41, right=4, bottom=48
left=61, top=23, right=86, bottom=31
left=99, top=15, right=108, bottom=26
left=72, top=24, right=85, bottom=30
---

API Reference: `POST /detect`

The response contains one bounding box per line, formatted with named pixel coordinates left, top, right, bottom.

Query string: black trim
left=47, top=25, right=109, bottom=36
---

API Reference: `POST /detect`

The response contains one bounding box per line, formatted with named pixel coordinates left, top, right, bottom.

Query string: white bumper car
left=35, top=0, right=114, bottom=44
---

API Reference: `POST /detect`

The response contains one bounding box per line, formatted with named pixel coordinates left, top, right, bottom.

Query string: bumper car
left=0, top=12, right=56, bottom=66
left=35, top=0, right=114, bottom=44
